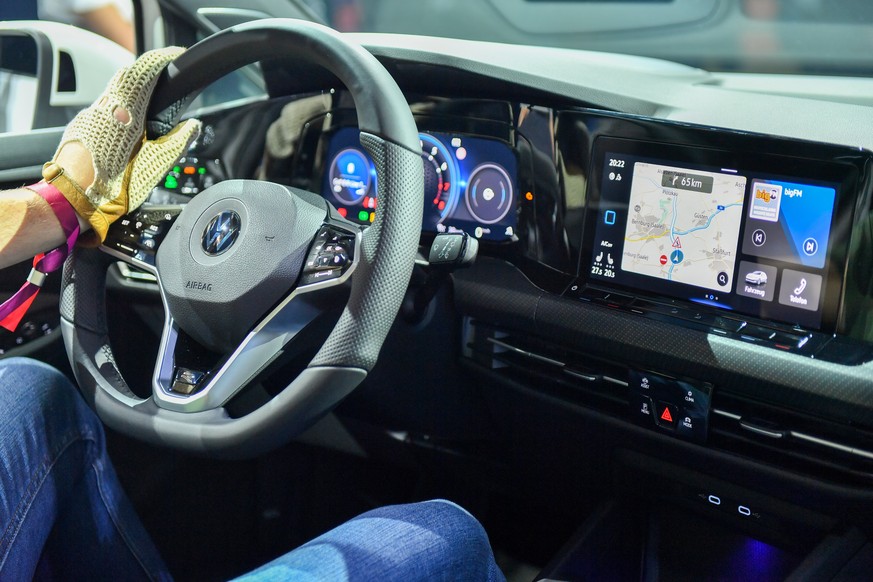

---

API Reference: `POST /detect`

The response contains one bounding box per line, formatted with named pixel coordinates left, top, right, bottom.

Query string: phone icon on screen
left=794, top=278, right=808, bottom=296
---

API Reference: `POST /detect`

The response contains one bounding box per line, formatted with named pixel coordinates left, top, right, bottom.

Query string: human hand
left=48, top=46, right=201, bottom=242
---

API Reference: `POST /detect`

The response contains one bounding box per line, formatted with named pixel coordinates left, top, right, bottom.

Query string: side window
left=186, top=48, right=267, bottom=112
left=160, top=16, right=268, bottom=113
left=0, top=0, right=137, bottom=135
left=0, top=1, right=269, bottom=135
left=0, top=36, right=40, bottom=133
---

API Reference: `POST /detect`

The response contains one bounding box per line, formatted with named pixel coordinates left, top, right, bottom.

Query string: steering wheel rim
left=60, top=19, right=424, bottom=458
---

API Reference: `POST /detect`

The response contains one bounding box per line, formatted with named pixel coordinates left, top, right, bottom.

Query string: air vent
left=462, top=317, right=873, bottom=487
left=708, top=394, right=873, bottom=487
left=463, top=318, right=631, bottom=417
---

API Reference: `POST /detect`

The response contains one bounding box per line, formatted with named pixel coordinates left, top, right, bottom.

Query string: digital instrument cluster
left=323, top=127, right=519, bottom=241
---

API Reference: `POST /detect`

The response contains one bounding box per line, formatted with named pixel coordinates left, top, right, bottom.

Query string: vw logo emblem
left=202, top=210, right=241, bottom=256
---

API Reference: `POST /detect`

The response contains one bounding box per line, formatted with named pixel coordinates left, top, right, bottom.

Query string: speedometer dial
left=420, top=133, right=459, bottom=221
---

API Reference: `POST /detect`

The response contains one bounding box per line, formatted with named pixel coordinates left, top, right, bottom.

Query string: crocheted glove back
left=49, top=46, right=201, bottom=241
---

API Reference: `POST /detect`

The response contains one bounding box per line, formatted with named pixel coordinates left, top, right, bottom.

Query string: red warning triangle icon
left=660, top=407, right=674, bottom=423
left=672, top=236, right=682, bottom=248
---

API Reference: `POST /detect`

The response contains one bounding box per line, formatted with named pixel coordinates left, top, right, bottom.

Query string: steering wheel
left=59, top=19, right=424, bottom=458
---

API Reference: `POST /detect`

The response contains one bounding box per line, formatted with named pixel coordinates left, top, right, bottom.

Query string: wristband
left=0, top=182, right=81, bottom=332
left=42, top=162, right=94, bottom=223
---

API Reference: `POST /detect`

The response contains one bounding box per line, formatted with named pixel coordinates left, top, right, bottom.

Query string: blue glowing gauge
left=419, top=133, right=460, bottom=221
left=328, top=148, right=373, bottom=206
left=465, top=163, right=514, bottom=224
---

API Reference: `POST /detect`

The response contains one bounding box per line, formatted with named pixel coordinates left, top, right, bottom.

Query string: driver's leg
left=234, top=499, right=506, bottom=582
left=0, top=357, right=170, bottom=581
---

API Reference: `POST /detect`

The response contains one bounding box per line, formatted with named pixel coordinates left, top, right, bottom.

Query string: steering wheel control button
left=628, top=370, right=712, bottom=443
left=301, top=225, right=357, bottom=287
left=104, top=206, right=181, bottom=266
left=202, top=210, right=242, bottom=256
left=300, top=268, right=344, bottom=286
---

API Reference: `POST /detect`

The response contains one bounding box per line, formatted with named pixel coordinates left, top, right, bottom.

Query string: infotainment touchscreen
left=585, top=137, right=852, bottom=331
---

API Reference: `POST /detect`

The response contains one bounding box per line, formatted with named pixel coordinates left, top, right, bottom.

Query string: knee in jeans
left=0, top=357, right=99, bottom=436
left=423, top=499, right=491, bottom=546
left=0, top=357, right=75, bottom=402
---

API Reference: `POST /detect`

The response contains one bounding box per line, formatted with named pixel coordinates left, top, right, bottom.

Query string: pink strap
left=27, top=181, right=81, bottom=254
left=0, top=182, right=81, bottom=332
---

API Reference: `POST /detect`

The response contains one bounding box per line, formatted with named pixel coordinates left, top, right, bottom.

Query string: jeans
left=234, top=500, right=505, bottom=581
left=0, top=358, right=505, bottom=581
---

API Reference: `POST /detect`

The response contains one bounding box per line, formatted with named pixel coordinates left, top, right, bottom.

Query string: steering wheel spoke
left=152, top=218, right=361, bottom=413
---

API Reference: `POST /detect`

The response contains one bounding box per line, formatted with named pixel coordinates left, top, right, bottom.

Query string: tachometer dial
left=465, top=163, right=514, bottom=224
left=420, top=133, right=459, bottom=221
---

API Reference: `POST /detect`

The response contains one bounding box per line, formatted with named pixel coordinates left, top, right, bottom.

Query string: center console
left=452, top=105, right=873, bottom=580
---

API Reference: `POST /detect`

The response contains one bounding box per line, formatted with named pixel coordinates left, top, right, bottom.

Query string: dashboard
left=129, top=95, right=873, bottom=365
left=94, top=33, right=873, bottom=528
left=9, top=16, right=873, bottom=579
left=77, top=30, right=873, bottom=575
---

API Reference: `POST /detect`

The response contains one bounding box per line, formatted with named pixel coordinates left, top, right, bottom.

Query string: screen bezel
left=580, top=136, right=859, bottom=332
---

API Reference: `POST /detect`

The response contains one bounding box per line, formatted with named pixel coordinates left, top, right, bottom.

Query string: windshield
left=300, top=0, right=873, bottom=76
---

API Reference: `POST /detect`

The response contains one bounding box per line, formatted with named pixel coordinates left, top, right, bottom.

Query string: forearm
left=0, top=189, right=69, bottom=270
left=0, top=142, right=99, bottom=269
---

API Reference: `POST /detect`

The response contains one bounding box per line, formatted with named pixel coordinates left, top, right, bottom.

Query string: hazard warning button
left=655, top=402, right=678, bottom=430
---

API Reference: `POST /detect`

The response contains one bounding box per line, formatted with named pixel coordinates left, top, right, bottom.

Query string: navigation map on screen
left=621, top=162, right=747, bottom=292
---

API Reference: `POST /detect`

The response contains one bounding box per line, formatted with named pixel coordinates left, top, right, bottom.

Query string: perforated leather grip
left=311, top=134, right=424, bottom=370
